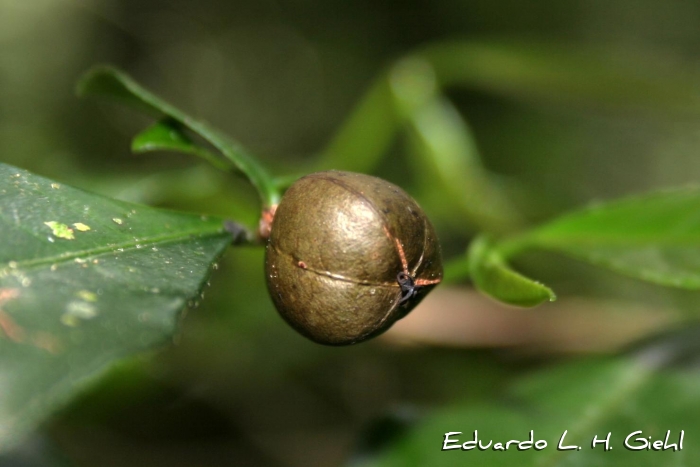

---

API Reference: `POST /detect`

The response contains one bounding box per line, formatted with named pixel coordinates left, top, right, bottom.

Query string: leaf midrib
left=2, top=227, right=228, bottom=272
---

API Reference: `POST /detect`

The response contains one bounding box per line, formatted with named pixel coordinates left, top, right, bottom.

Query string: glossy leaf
left=0, top=163, right=232, bottom=452
left=131, top=119, right=230, bottom=172
left=363, top=329, right=700, bottom=466
left=468, top=236, right=555, bottom=307
left=520, top=187, right=700, bottom=289
left=77, top=66, right=280, bottom=207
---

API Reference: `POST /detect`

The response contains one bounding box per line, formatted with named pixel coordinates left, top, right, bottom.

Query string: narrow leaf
left=407, top=95, right=522, bottom=233
left=314, top=75, right=401, bottom=173
left=0, top=163, right=232, bottom=452
left=314, top=57, right=522, bottom=233
left=419, top=40, right=700, bottom=114
left=131, top=119, right=230, bottom=172
left=468, top=235, right=555, bottom=307
left=525, top=187, right=700, bottom=289
left=77, top=66, right=280, bottom=207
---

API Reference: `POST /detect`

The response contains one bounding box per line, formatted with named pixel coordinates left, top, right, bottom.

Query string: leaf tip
left=75, top=64, right=119, bottom=97
left=467, top=235, right=556, bottom=308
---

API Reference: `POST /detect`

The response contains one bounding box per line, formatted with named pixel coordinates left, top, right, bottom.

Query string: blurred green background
left=3, top=0, right=700, bottom=465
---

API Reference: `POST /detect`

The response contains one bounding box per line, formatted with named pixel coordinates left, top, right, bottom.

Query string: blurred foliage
left=362, top=329, right=700, bottom=466
left=3, top=0, right=700, bottom=466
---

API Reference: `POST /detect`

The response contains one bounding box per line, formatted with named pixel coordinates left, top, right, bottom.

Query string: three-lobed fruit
left=265, top=170, right=442, bottom=345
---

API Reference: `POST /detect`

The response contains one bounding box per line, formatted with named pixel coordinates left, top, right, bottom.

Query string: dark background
left=3, top=1, right=700, bottom=465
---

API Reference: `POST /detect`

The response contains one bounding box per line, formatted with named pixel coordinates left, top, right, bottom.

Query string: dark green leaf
left=77, top=66, right=280, bottom=207
left=522, top=187, right=700, bottom=289
left=0, top=163, right=232, bottom=452
left=131, top=119, right=229, bottom=172
left=468, top=236, right=555, bottom=307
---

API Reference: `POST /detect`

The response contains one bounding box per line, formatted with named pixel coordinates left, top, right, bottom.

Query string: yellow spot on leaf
left=61, top=301, right=97, bottom=326
left=60, top=315, right=80, bottom=327
left=112, top=218, right=123, bottom=225
left=44, top=221, right=74, bottom=240
left=76, top=290, right=98, bottom=302
left=73, top=222, right=91, bottom=232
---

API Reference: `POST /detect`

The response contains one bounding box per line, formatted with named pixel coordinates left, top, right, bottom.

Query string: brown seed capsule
left=265, top=170, right=443, bottom=345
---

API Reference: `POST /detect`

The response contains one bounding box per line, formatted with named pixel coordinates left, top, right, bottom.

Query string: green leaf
left=468, top=235, right=555, bottom=307
left=442, top=256, right=471, bottom=285
left=406, top=95, right=522, bottom=233
left=131, top=119, right=230, bottom=172
left=314, top=76, right=400, bottom=173
left=363, top=333, right=700, bottom=466
left=418, top=40, right=700, bottom=113
left=0, top=163, right=232, bottom=452
left=317, top=40, right=700, bottom=176
left=77, top=65, right=280, bottom=207
left=520, top=187, right=700, bottom=289
left=314, top=58, right=521, bottom=233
